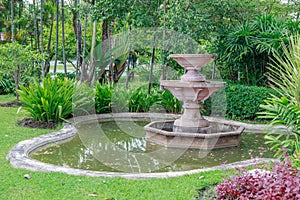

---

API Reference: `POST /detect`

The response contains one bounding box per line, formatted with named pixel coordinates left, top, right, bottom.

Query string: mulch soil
left=18, top=118, right=58, bottom=129
left=0, top=100, right=22, bottom=107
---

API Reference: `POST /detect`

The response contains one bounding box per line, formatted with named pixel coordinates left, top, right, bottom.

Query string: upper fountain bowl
left=169, top=54, right=216, bottom=69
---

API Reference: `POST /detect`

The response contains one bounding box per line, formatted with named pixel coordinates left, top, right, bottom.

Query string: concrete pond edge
left=7, top=113, right=279, bottom=179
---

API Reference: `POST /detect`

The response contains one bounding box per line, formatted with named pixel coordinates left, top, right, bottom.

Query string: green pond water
left=30, top=120, right=275, bottom=173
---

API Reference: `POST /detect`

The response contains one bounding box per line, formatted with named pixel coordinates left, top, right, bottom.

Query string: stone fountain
left=144, top=54, right=244, bottom=150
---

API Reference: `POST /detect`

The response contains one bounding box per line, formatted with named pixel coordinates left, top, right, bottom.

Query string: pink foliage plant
left=217, top=158, right=300, bottom=199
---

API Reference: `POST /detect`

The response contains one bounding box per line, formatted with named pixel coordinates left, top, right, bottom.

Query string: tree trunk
left=61, top=0, right=66, bottom=76
left=125, top=26, right=132, bottom=89
left=40, top=0, right=45, bottom=78
left=101, top=19, right=109, bottom=56
left=14, top=68, right=20, bottom=100
left=80, top=12, right=88, bottom=82
left=11, top=0, right=14, bottom=42
left=108, top=24, right=113, bottom=83
left=87, top=20, right=97, bottom=86
left=101, top=19, right=110, bottom=82
left=54, top=0, right=59, bottom=75
left=73, top=0, right=82, bottom=76
left=148, top=35, right=156, bottom=95
left=45, top=11, right=54, bottom=75
left=161, top=0, right=167, bottom=81
left=33, top=0, right=39, bottom=50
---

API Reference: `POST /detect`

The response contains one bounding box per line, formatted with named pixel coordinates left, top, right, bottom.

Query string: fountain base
left=144, top=121, right=244, bottom=150
left=173, top=124, right=211, bottom=134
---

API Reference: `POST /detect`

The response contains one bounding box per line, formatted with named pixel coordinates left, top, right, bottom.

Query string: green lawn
left=49, top=62, right=75, bottom=72
left=0, top=95, right=225, bottom=200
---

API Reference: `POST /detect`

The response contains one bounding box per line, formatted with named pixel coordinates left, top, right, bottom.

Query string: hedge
left=203, top=83, right=277, bottom=120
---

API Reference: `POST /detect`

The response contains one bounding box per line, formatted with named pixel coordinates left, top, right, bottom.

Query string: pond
left=30, top=119, right=274, bottom=173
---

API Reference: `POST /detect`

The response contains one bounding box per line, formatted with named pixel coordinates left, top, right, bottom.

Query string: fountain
left=144, top=54, right=244, bottom=150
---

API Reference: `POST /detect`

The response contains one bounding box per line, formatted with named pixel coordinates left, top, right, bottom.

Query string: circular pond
left=30, top=118, right=275, bottom=173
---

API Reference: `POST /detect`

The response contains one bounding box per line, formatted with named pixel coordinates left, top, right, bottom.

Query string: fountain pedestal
left=173, top=101, right=209, bottom=133
left=161, top=80, right=225, bottom=134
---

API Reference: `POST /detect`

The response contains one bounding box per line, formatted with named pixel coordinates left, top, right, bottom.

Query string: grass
left=0, top=94, right=225, bottom=200
left=49, top=63, right=75, bottom=72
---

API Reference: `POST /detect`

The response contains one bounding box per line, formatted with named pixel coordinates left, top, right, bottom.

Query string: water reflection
left=30, top=120, right=274, bottom=173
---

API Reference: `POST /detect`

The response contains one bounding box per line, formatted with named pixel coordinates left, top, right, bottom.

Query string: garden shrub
left=95, top=83, right=113, bottom=114
left=204, top=83, right=276, bottom=120
left=0, top=76, right=14, bottom=95
left=158, top=90, right=182, bottom=113
left=111, top=85, right=133, bottom=112
left=216, top=158, right=300, bottom=199
left=18, top=77, right=75, bottom=123
left=202, top=88, right=226, bottom=117
left=128, top=85, right=160, bottom=112
left=72, top=82, right=95, bottom=116
left=94, top=82, right=183, bottom=114
left=226, top=84, right=276, bottom=120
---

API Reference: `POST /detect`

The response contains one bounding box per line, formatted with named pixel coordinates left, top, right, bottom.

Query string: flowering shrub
left=217, top=159, right=300, bottom=199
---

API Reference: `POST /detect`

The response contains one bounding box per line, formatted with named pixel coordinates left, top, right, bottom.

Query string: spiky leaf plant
left=18, top=77, right=75, bottom=123
left=259, top=34, right=300, bottom=162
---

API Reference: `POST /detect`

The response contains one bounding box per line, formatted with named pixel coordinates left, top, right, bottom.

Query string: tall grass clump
left=18, top=77, right=74, bottom=123
left=111, top=85, right=133, bottom=112
left=158, top=90, right=182, bottom=113
left=95, top=82, right=113, bottom=113
left=128, top=85, right=159, bottom=112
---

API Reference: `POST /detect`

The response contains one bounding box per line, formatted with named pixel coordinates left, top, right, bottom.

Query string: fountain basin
left=145, top=120, right=244, bottom=150
left=169, top=54, right=216, bottom=82
left=160, top=80, right=226, bottom=102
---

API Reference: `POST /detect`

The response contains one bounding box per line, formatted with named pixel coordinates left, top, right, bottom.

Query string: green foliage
left=158, top=90, right=182, bottom=113
left=111, top=85, right=133, bottom=112
left=0, top=76, right=14, bottom=95
left=95, top=83, right=113, bottom=114
left=18, top=77, right=74, bottom=123
left=0, top=42, right=43, bottom=96
left=259, top=34, right=300, bottom=161
left=72, top=82, right=95, bottom=116
left=204, top=83, right=276, bottom=120
left=94, top=82, right=182, bottom=114
left=128, top=85, right=160, bottom=112
left=226, top=84, right=276, bottom=120
left=216, top=14, right=300, bottom=86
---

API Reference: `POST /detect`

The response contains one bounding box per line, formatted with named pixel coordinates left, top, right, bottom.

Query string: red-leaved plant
left=216, top=158, right=300, bottom=199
